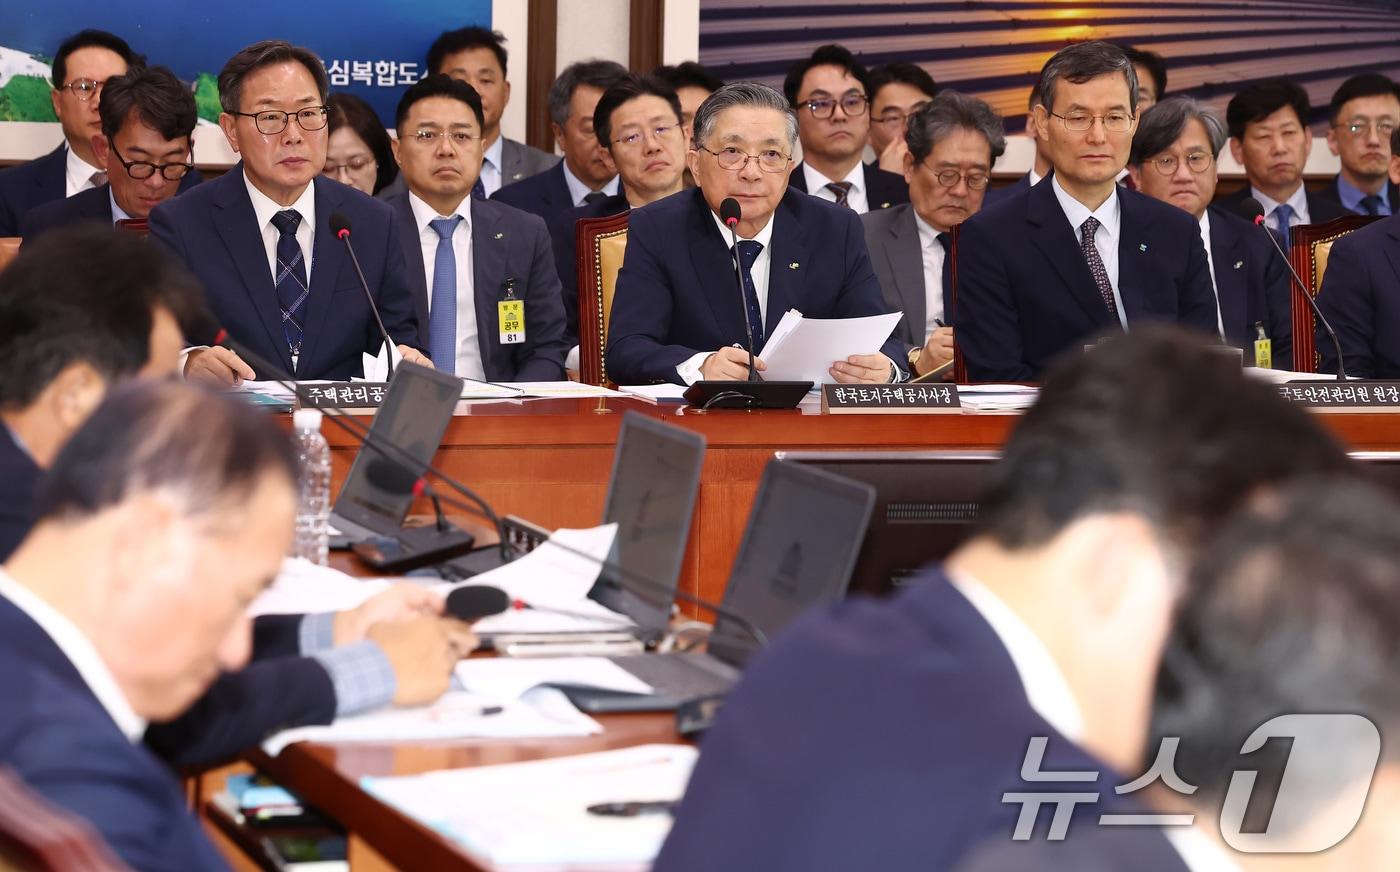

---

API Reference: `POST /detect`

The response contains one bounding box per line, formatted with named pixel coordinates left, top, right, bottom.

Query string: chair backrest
left=575, top=210, right=632, bottom=386
left=0, top=238, right=20, bottom=273
left=1289, top=215, right=1379, bottom=372
left=0, top=767, right=131, bottom=872
left=949, top=223, right=967, bottom=383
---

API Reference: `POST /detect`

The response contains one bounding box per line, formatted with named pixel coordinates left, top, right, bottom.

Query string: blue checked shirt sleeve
left=311, top=641, right=397, bottom=716
left=297, top=612, right=338, bottom=654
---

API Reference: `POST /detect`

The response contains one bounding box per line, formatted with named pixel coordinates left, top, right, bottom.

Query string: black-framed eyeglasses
left=109, top=143, right=192, bottom=181
left=873, top=103, right=931, bottom=128
left=695, top=144, right=791, bottom=173
left=612, top=124, right=681, bottom=148
left=920, top=164, right=990, bottom=190
left=61, top=78, right=106, bottom=101
left=1051, top=111, right=1134, bottom=133
left=1149, top=151, right=1213, bottom=176
left=799, top=93, right=869, bottom=119
left=233, top=106, right=329, bottom=136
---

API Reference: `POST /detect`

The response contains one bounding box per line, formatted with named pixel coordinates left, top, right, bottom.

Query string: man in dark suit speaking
left=956, top=42, right=1218, bottom=382
left=151, top=40, right=428, bottom=383
left=606, top=82, right=908, bottom=386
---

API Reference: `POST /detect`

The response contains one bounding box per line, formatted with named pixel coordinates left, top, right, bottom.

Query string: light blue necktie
left=429, top=216, right=462, bottom=374
left=1271, top=203, right=1295, bottom=251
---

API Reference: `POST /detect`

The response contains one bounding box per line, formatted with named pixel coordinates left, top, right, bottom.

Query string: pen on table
left=586, top=800, right=678, bottom=817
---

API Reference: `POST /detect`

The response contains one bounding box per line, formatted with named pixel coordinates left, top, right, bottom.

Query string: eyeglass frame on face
left=231, top=105, right=330, bottom=136
left=918, top=161, right=990, bottom=190
left=407, top=129, right=481, bottom=147
left=1148, top=151, right=1214, bottom=176
left=873, top=102, right=931, bottom=129
left=1050, top=110, right=1135, bottom=133
left=694, top=144, right=792, bottom=173
left=798, top=92, right=869, bottom=119
left=60, top=78, right=107, bottom=102
left=1336, top=119, right=1397, bottom=139
left=323, top=155, right=377, bottom=175
left=108, top=141, right=193, bottom=181
left=612, top=123, right=681, bottom=149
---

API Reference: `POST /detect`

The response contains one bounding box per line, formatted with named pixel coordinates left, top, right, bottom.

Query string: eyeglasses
left=233, top=106, right=329, bottom=136
left=695, top=144, right=791, bottom=173
left=873, top=103, right=931, bottom=128
left=408, top=130, right=480, bottom=147
left=1337, top=120, right=1397, bottom=139
left=1051, top=111, right=1134, bottom=133
left=799, top=93, right=869, bottom=119
left=108, top=143, right=193, bottom=181
left=324, top=156, right=377, bottom=175
left=920, top=164, right=990, bottom=190
left=1149, top=151, right=1214, bottom=176
left=612, top=124, right=681, bottom=149
left=61, top=78, right=106, bottom=101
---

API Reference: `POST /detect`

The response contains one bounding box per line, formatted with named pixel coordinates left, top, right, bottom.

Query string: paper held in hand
left=757, top=310, right=903, bottom=383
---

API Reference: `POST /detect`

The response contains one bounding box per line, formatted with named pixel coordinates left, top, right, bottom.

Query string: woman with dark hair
left=323, top=92, right=397, bottom=195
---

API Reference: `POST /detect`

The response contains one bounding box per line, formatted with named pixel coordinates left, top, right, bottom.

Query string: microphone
left=445, top=585, right=511, bottom=621
left=328, top=212, right=396, bottom=381
left=1241, top=198, right=1347, bottom=380
left=720, top=197, right=760, bottom=383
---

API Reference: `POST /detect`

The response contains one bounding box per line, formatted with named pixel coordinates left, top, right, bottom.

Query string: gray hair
left=1037, top=40, right=1139, bottom=118
left=905, top=90, right=1007, bottom=165
left=547, top=59, right=628, bottom=126
left=691, top=82, right=799, bottom=151
left=1130, top=96, right=1228, bottom=165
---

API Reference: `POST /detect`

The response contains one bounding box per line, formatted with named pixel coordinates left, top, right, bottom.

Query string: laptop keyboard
left=611, top=653, right=737, bottom=700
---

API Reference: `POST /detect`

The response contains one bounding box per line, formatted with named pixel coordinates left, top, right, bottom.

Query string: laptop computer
left=558, top=459, right=877, bottom=713
left=328, top=363, right=464, bottom=546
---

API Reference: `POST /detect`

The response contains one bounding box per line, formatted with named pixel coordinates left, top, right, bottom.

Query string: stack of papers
left=1243, top=368, right=1348, bottom=384
left=455, top=656, right=654, bottom=699
left=502, top=381, right=628, bottom=399
left=362, top=745, right=697, bottom=867
left=249, top=558, right=390, bottom=617
left=759, top=310, right=903, bottom=383
left=620, top=384, right=689, bottom=403
left=957, top=384, right=1040, bottom=412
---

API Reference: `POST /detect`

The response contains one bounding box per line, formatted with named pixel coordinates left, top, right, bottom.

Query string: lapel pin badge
left=1138, top=243, right=1148, bottom=252
left=494, top=232, right=504, bottom=240
left=789, top=262, right=800, bottom=270
left=1234, top=260, right=1244, bottom=269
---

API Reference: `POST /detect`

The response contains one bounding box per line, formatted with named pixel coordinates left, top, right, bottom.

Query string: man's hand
left=913, top=326, right=955, bottom=378
left=700, top=346, right=766, bottom=381
left=368, top=616, right=479, bottom=707
left=398, top=345, right=433, bottom=369
left=184, top=346, right=256, bottom=387
left=878, top=138, right=910, bottom=174
left=830, top=352, right=896, bottom=384
left=332, top=583, right=444, bottom=647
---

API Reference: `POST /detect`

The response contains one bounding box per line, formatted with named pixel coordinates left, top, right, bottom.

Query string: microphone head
left=364, top=458, right=420, bottom=495
left=1241, top=197, right=1267, bottom=225
left=188, top=310, right=226, bottom=347
left=445, top=585, right=511, bottom=622
left=329, top=212, right=352, bottom=239
left=719, top=197, right=741, bottom=227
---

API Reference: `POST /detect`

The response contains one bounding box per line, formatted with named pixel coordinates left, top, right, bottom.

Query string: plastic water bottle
left=292, top=409, right=332, bottom=565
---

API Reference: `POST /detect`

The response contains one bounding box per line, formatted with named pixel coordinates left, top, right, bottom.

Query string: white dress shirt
left=802, top=161, right=870, bottom=213
left=561, top=161, right=620, bottom=207
left=675, top=211, right=777, bottom=385
left=1051, top=175, right=1128, bottom=328
left=109, top=188, right=131, bottom=224
left=1251, top=183, right=1310, bottom=234
left=64, top=144, right=105, bottom=197
left=409, top=192, right=485, bottom=381
left=244, top=172, right=316, bottom=286
left=1027, top=167, right=1044, bottom=188
left=0, top=569, right=147, bottom=742
left=913, top=211, right=948, bottom=339
left=479, top=135, right=504, bottom=198
left=1196, top=211, right=1226, bottom=337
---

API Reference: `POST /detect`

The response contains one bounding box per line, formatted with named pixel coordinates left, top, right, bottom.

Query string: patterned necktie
left=89, top=170, right=107, bottom=188
left=734, top=240, right=766, bottom=344
left=1359, top=194, right=1384, bottom=216
left=472, top=177, right=486, bottom=199
left=583, top=191, right=608, bottom=206
left=825, top=181, right=854, bottom=208
left=1079, top=216, right=1119, bottom=320
left=428, top=216, right=463, bottom=375
left=270, top=209, right=308, bottom=365
left=1271, top=203, right=1295, bottom=251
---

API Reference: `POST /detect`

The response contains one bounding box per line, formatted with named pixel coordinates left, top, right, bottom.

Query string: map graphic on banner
left=0, top=0, right=490, bottom=126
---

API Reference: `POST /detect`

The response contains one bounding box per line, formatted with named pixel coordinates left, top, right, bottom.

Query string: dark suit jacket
left=377, top=137, right=559, bottom=203
left=1316, top=213, right=1400, bottom=378
left=150, top=167, right=424, bottom=380
left=0, top=426, right=39, bottom=563
left=605, top=188, right=907, bottom=385
left=956, top=826, right=1190, bottom=872
left=982, top=171, right=1033, bottom=207
left=861, top=203, right=953, bottom=347
left=20, top=183, right=112, bottom=238
left=956, top=178, right=1219, bottom=381
left=1207, top=205, right=1294, bottom=369
left=0, top=595, right=229, bottom=870
left=546, top=193, right=630, bottom=344
left=1212, top=183, right=1350, bottom=226
left=490, top=161, right=576, bottom=223
left=788, top=160, right=909, bottom=211
left=653, top=568, right=1188, bottom=872
left=0, top=143, right=201, bottom=237
left=1317, top=175, right=1400, bottom=216
left=383, top=190, right=570, bottom=381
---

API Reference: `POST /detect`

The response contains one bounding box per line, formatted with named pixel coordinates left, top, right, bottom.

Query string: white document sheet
left=619, top=384, right=689, bottom=403
left=248, top=558, right=391, bottom=617
left=757, top=310, right=903, bottom=383
left=502, top=381, right=629, bottom=398
left=360, top=342, right=405, bottom=382
left=455, top=656, right=654, bottom=699
left=361, top=744, right=698, bottom=867
left=956, top=384, right=1040, bottom=412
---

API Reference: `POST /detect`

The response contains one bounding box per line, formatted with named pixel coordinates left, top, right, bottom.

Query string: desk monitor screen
left=709, top=460, right=876, bottom=668
left=331, top=363, right=464, bottom=536
left=775, top=450, right=1001, bottom=597
left=595, top=412, right=706, bottom=637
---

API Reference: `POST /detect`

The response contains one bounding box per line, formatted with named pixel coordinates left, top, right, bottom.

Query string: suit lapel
left=546, top=162, right=571, bottom=212
left=37, top=144, right=67, bottom=201
left=211, top=168, right=293, bottom=373
left=884, top=206, right=926, bottom=336
left=687, top=191, right=750, bottom=343
left=764, top=198, right=809, bottom=334
left=1025, top=180, right=1115, bottom=326
left=390, top=193, right=430, bottom=328
left=788, top=163, right=810, bottom=194
left=297, top=178, right=351, bottom=372
left=472, top=200, right=509, bottom=379
left=1115, top=192, right=1151, bottom=324
left=499, top=139, right=526, bottom=187
left=1208, top=209, right=1247, bottom=339
left=1384, top=223, right=1400, bottom=291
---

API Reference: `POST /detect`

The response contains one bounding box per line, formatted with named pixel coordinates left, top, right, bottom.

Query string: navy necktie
left=734, top=239, right=765, bottom=344
left=936, top=232, right=953, bottom=318
left=428, top=216, right=463, bottom=374
left=472, top=177, right=486, bottom=199
left=583, top=191, right=608, bottom=206
left=1359, top=194, right=1384, bottom=216
left=1271, top=203, right=1295, bottom=251
left=270, top=209, right=308, bottom=366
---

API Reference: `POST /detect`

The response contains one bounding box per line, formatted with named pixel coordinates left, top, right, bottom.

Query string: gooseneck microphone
left=1241, top=198, right=1347, bottom=380
left=719, top=197, right=760, bottom=383
left=445, top=585, right=511, bottom=621
left=328, top=212, right=395, bottom=381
